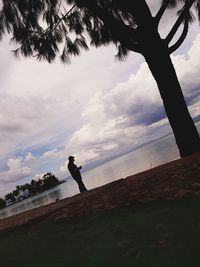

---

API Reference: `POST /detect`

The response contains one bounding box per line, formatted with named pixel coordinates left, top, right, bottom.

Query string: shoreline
left=0, top=152, right=200, bottom=232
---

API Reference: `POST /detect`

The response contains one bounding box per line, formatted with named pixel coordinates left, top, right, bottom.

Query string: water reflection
left=0, top=188, right=62, bottom=219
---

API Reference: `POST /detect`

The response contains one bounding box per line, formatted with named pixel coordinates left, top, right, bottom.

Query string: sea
left=0, top=121, right=199, bottom=219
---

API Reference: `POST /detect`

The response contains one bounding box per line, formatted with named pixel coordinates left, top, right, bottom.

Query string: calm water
left=0, top=121, right=199, bottom=219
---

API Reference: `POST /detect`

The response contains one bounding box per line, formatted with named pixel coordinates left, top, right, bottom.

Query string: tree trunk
left=143, top=40, right=200, bottom=157
left=125, top=0, right=200, bottom=157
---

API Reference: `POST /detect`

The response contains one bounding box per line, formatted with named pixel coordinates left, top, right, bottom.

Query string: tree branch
left=165, top=0, right=195, bottom=45
left=44, top=4, right=76, bottom=35
left=154, top=0, right=170, bottom=27
left=168, top=16, right=189, bottom=54
left=39, top=0, right=141, bottom=53
left=74, top=0, right=141, bottom=53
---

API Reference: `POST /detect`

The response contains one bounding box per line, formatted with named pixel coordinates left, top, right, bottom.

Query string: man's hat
left=68, top=156, right=74, bottom=160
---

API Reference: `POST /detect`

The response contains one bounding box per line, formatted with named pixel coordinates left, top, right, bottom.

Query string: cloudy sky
left=0, top=1, right=200, bottom=197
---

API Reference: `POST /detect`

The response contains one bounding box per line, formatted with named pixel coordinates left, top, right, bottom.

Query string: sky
left=0, top=1, right=200, bottom=197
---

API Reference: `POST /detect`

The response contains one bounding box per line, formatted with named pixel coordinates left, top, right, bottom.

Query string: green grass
left=0, top=196, right=200, bottom=267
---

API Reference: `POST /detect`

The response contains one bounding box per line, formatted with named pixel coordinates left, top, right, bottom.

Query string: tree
left=0, top=197, right=6, bottom=209
left=5, top=192, right=15, bottom=203
left=0, top=0, right=200, bottom=157
left=42, top=172, right=59, bottom=190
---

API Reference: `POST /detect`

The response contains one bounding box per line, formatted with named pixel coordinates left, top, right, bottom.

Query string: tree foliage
left=0, top=0, right=199, bottom=62
left=42, top=172, right=59, bottom=190
left=0, top=197, right=6, bottom=209
left=5, top=192, right=15, bottom=202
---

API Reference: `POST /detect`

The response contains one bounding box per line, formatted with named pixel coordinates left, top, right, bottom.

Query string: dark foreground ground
left=0, top=196, right=200, bottom=267
left=0, top=152, right=200, bottom=266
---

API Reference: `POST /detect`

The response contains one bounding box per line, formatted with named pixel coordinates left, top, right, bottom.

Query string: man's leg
left=77, top=179, right=87, bottom=192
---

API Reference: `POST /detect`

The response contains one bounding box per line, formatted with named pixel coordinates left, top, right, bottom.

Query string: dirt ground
left=0, top=152, right=200, bottom=231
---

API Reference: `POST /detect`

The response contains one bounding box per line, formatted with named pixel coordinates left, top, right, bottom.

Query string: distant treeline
left=0, top=173, right=65, bottom=210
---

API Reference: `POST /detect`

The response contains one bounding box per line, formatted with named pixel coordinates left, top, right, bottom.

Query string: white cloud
left=0, top=158, right=32, bottom=184
left=24, top=152, right=37, bottom=163
left=172, top=34, right=200, bottom=96
left=64, top=62, right=162, bottom=160
left=41, top=149, right=58, bottom=159
left=189, top=96, right=200, bottom=118
left=0, top=35, right=143, bottom=162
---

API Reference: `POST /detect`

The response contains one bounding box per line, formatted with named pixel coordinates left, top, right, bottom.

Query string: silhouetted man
left=67, top=156, right=87, bottom=193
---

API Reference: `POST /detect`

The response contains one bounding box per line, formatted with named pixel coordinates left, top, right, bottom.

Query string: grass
left=0, top=196, right=200, bottom=267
